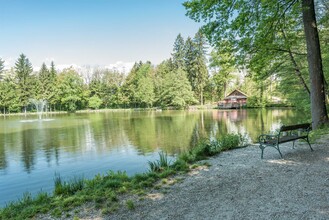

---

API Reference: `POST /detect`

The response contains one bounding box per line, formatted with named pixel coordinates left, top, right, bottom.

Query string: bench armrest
left=258, top=134, right=278, bottom=144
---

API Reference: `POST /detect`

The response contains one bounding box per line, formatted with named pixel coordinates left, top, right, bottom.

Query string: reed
left=54, top=173, right=84, bottom=196
left=148, top=152, right=172, bottom=172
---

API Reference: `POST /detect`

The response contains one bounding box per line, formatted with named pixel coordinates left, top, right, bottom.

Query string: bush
left=175, top=133, right=245, bottom=165
left=218, top=133, right=242, bottom=151
left=88, top=95, right=102, bottom=109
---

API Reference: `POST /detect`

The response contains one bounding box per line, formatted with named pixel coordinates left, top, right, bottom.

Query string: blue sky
left=0, top=0, right=201, bottom=69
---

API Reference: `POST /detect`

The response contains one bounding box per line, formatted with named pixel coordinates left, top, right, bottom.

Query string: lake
left=0, top=109, right=305, bottom=206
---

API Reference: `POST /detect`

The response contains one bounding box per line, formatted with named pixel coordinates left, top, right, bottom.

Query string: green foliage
left=209, top=46, right=236, bottom=100
left=172, top=31, right=208, bottom=105
left=121, top=62, right=155, bottom=108
left=172, top=34, right=186, bottom=70
left=184, top=0, right=329, bottom=128
left=88, top=95, right=102, bottom=109
left=177, top=133, right=245, bottom=163
left=158, top=68, right=197, bottom=109
left=246, top=96, right=262, bottom=108
left=54, top=174, right=84, bottom=196
left=171, top=158, right=189, bottom=172
left=309, top=125, right=329, bottom=142
left=217, top=134, right=244, bottom=151
left=148, top=152, right=171, bottom=172
left=135, top=76, right=155, bottom=108
left=0, top=74, right=20, bottom=113
left=2, top=11, right=329, bottom=113
left=125, top=200, right=135, bottom=210
left=14, top=53, right=34, bottom=110
left=191, top=30, right=208, bottom=104
left=0, top=58, right=4, bottom=78
left=56, top=68, right=85, bottom=112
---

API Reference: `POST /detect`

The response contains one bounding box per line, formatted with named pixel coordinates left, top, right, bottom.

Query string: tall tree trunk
left=301, top=0, right=328, bottom=129
left=223, top=82, right=227, bottom=98
left=260, top=81, right=264, bottom=105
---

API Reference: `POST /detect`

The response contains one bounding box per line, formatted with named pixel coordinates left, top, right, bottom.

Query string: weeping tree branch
left=281, top=28, right=310, bottom=95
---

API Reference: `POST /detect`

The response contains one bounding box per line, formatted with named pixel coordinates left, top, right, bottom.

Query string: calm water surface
left=0, top=109, right=305, bottom=206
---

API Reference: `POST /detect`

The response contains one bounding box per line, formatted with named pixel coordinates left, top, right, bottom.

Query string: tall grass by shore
left=0, top=133, right=247, bottom=219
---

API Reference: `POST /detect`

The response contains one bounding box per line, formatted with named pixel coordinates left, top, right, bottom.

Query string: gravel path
left=101, top=137, right=329, bottom=220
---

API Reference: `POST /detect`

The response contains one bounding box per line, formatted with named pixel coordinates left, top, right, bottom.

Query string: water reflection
left=0, top=109, right=306, bottom=206
left=0, top=109, right=304, bottom=172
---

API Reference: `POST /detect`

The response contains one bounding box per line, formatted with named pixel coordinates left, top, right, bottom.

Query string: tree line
left=0, top=30, right=210, bottom=113
left=0, top=0, right=328, bottom=122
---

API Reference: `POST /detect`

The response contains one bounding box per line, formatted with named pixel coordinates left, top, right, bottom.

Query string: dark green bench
left=258, top=123, right=313, bottom=159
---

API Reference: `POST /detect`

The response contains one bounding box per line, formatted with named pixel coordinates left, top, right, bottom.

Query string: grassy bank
left=0, top=133, right=247, bottom=220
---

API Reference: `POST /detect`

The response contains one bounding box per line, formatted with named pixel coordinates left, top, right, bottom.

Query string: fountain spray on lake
left=30, top=99, right=47, bottom=120
left=20, top=99, right=54, bottom=122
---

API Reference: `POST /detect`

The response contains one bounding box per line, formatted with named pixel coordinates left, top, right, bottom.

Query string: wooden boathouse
left=218, top=89, right=248, bottom=109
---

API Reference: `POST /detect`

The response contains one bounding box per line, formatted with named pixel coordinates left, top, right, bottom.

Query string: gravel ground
left=103, top=137, right=329, bottom=220
left=41, top=136, right=329, bottom=220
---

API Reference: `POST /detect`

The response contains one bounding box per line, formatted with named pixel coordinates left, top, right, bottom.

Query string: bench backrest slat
left=280, top=123, right=311, bottom=132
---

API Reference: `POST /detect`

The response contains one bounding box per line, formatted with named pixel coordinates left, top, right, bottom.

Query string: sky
left=0, top=0, right=202, bottom=71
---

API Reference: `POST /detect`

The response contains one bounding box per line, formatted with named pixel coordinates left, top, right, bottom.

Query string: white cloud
left=105, top=61, right=135, bottom=74
left=1, top=57, right=136, bottom=78
left=34, top=66, right=41, bottom=72
left=1, top=57, right=14, bottom=70
left=44, top=57, right=55, bottom=64
left=56, top=63, right=81, bottom=71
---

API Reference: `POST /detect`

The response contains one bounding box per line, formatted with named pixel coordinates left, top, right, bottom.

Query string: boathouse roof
left=224, top=89, right=248, bottom=100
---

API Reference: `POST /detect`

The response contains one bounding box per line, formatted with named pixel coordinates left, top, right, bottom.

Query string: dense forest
left=0, top=1, right=328, bottom=119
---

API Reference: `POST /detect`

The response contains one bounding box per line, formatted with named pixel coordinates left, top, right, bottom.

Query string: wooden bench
left=258, top=123, right=313, bottom=159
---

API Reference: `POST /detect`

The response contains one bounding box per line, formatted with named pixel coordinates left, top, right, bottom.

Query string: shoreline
left=78, top=136, right=329, bottom=220
left=1, top=134, right=244, bottom=219
left=2, top=128, right=324, bottom=219
left=0, top=105, right=296, bottom=117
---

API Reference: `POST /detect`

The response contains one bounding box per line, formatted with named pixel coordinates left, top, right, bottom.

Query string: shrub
left=218, top=133, right=242, bottom=151
left=175, top=133, right=246, bottom=165
left=126, top=200, right=135, bottom=210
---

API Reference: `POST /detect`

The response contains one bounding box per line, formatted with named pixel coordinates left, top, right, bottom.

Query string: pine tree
left=0, top=75, right=18, bottom=113
left=14, top=54, right=33, bottom=111
left=38, top=62, right=49, bottom=99
left=0, top=58, right=4, bottom=80
left=48, top=61, right=58, bottom=110
left=184, top=37, right=197, bottom=91
left=193, top=30, right=208, bottom=105
left=172, top=34, right=186, bottom=70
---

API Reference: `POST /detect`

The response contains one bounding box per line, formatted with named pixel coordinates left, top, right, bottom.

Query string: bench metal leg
left=306, top=137, right=313, bottom=151
left=259, top=144, right=283, bottom=159
left=275, top=145, right=283, bottom=158
left=260, top=144, right=265, bottom=159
